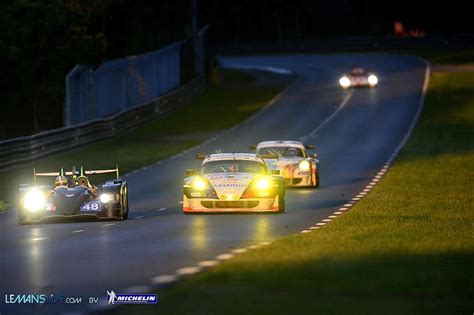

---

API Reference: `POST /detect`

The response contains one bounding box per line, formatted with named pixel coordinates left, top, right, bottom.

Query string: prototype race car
left=183, top=153, right=286, bottom=213
left=18, top=166, right=128, bottom=224
left=339, top=68, right=378, bottom=89
left=252, top=140, right=320, bottom=188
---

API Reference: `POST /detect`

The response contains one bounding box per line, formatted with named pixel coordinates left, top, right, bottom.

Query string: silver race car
left=183, top=153, right=285, bottom=213
left=339, top=68, right=378, bottom=89
left=252, top=141, right=319, bottom=188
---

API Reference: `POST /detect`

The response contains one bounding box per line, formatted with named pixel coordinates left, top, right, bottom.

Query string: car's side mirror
left=249, top=145, right=257, bottom=150
left=311, top=153, right=319, bottom=158
left=186, top=169, right=196, bottom=176
left=271, top=170, right=280, bottom=175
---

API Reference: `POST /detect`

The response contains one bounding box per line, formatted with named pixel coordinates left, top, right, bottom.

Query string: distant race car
left=252, top=140, right=320, bottom=188
left=18, top=166, right=129, bottom=224
left=183, top=153, right=286, bottom=213
left=339, top=68, right=378, bottom=88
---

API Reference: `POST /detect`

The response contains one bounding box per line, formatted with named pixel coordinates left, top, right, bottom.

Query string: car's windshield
left=201, top=160, right=266, bottom=174
left=257, top=146, right=305, bottom=158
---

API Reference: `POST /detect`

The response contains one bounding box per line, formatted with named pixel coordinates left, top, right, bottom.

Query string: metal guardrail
left=0, top=76, right=205, bottom=172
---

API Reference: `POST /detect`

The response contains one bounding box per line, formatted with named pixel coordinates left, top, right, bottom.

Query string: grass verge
left=0, top=70, right=286, bottom=205
left=121, top=72, right=473, bottom=313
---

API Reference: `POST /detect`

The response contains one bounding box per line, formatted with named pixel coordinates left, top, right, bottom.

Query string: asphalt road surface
left=0, top=54, right=428, bottom=315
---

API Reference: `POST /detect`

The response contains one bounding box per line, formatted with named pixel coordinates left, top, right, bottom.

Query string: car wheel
left=315, top=171, right=320, bottom=188
left=278, top=194, right=285, bottom=213
left=122, top=186, right=129, bottom=220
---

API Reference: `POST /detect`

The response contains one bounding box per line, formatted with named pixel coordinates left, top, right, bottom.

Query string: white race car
left=183, top=153, right=285, bottom=213
left=339, top=68, right=378, bottom=89
left=252, top=141, right=319, bottom=188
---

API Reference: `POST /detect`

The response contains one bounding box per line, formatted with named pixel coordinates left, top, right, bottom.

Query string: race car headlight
left=256, top=178, right=270, bottom=190
left=23, top=190, right=46, bottom=211
left=299, top=160, right=311, bottom=171
left=339, top=76, right=351, bottom=87
left=100, top=193, right=113, bottom=203
left=192, top=178, right=207, bottom=191
left=368, top=74, right=378, bottom=85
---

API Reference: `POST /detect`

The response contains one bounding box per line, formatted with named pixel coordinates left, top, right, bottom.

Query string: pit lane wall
left=0, top=75, right=205, bottom=172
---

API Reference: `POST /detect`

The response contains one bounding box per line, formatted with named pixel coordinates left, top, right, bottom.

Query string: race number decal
left=81, top=201, right=101, bottom=212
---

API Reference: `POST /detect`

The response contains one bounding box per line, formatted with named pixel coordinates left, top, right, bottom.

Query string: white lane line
left=260, top=241, right=272, bottom=246
left=104, top=223, right=115, bottom=226
left=328, top=215, right=337, bottom=219
left=176, top=266, right=202, bottom=276
left=316, top=222, right=327, bottom=226
left=216, top=253, right=234, bottom=260
left=372, top=178, right=380, bottom=182
left=322, top=219, right=332, bottom=222
left=72, top=230, right=84, bottom=233
left=151, top=274, right=179, bottom=284
left=158, top=208, right=166, bottom=211
left=134, top=216, right=144, bottom=219
left=309, top=226, right=320, bottom=230
left=198, top=260, right=220, bottom=268
left=301, top=230, right=311, bottom=233
left=333, top=211, right=344, bottom=215
left=248, top=245, right=261, bottom=249
left=352, top=197, right=361, bottom=201
left=356, top=194, right=366, bottom=197
left=339, top=207, right=349, bottom=211
left=343, top=204, right=353, bottom=207
left=31, top=237, right=46, bottom=242
left=232, top=248, right=248, bottom=254
left=178, top=201, right=183, bottom=204
left=301, top=90, right=354, bottom=140
left=362, top=189, right=371, bottom=192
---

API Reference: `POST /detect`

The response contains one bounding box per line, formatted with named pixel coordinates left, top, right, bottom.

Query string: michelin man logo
left=107, top=290, right=117, bottom=305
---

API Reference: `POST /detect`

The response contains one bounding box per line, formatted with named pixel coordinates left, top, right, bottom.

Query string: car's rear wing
left=33, top=165, right=120, bottom=184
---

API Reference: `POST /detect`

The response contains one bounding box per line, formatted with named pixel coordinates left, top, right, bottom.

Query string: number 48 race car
left=18, top=166, right=129, bottom=224
left=183, top=153, right=286, bottom=213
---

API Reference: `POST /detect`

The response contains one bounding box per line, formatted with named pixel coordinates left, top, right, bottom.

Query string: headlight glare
left=100, top=193, right=113, bottom=203
left=368, top=74, right=378, bottom=85
left=299, top=160, right=311, bottom=171
left=256, top=178, right=270, bottom=190
left=192, top=178, right=207, bottom=191
left=339, top=76, right=351, bottom=87
left=24, top=190, right=46, bottom=211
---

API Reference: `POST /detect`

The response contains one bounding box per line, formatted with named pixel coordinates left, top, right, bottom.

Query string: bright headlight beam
left=339, top=76, right=351, bottom=88
left=368, top=74, right=378, bottom=85
left=100, top=193, right=113, bottom=203
left=192, top=178, right=207, bottom=191
left=256, top=178, right=270, bottom=190
left=24, top=190, right=46, bottom=211
left=299, top=160, right=311, bottom=171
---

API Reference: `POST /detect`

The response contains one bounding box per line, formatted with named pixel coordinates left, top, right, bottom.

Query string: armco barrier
left=0, top=76, right=205, bottom=172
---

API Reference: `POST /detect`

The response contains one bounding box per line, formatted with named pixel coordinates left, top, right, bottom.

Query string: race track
left=0, top=54, right=428, bottom=315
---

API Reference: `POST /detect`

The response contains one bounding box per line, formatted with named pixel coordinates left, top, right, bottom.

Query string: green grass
left=0, top=70, right=284, bottom=204
left=121, top=72, right=473, bottom=314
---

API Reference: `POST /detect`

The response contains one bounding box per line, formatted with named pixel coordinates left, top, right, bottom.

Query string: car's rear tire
left=122, top=186, right=129, bottom=220
left=314, top=171, right=320, bottom=188
left=278, top=194, right=285, bottom=213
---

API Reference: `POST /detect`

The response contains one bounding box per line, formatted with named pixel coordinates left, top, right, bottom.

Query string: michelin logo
left=107, top=290, right=157, bottom=305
